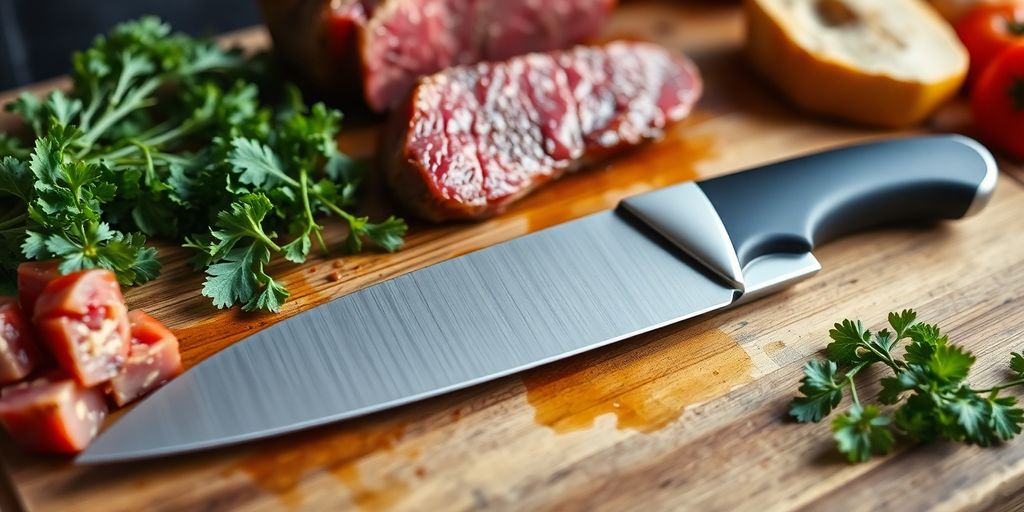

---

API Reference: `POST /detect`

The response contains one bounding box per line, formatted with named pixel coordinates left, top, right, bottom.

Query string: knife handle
left=696, top=135, right=998, bottom=267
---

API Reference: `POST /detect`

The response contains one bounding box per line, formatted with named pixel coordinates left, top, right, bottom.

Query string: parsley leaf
left=888, top=309, right=917, bottom=338
left=282, top=233, right=312, bottom=264
left=0, top=17, right=406, bottom=310
left=832, top=404, right=894, bottom=463
left=361, top=216, right=407, bottom=253
left=16, top=131, right=160, bottom=286
left=0, top=156, right=33, bottom=201
left=228, top=138, right=293, bottom=189
left=343, top=214, right=409, bottom=254
left=826, top=319, right=870, bottom=366
left=946, top=389, right=990, bottom=445
left=203, top=245, right=271, bottom=310
left=244, top=274, right=289, bottom=313
left=1010, top=352, right=1024, bottom=377
left=927, top=345, right=975, bottom=384
left=905, top=322, right=949, bottom=365
left=987, top=396, right=1024, bottom=441
left=878, top=377, right=908, bottom=405
left=791, top=310, right=1024, bottom=463
left=789, top=360, right=844, bottom=423
left=193, top=194, right=284, bottom=311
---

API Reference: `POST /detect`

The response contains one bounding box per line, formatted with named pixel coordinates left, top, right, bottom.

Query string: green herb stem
left=76, top=79, right=160, bottom=153
left=129, top=139, right=156, bottom=185
left=862, top=342, right=902, bottom=374
left=299, top=170, right=327, bottom=254
left=847, top=375, right=861, bottom=408
left=315, top=192, right=356, bottom=223
left=974, top=378, right=1024, bottom=394
left=78, top=88, right=105, bottom=132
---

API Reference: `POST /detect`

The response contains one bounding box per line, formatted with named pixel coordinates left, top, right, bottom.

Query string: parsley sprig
left=790, top=310, right=1024, bottom=462
left=0, top=17, right=406, bottom=310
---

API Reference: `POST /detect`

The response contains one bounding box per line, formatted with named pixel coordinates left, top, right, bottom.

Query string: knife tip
left=74, top=451, right=112, bottom=465
left=74, top=425, right=158, bottom=465
left=75, top=443, right=169, bottom=465
left=75, top=437, right=132, bottom=465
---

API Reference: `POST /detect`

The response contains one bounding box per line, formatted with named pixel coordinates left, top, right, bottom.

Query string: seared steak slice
left=259, top=0, right=616, bottom=112
left=381, top=42, right=702, bottom=221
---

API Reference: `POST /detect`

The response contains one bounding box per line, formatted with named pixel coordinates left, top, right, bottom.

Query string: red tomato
left=0, top=373, right=107, bottom=454
left=0, top=298, right=41, bottom=385
left=956, top=2, right=1024, bottom=84
left=107, top=311, right=183, bottom=407
left=33, top=270, right=130, bottom=387
left=16, top=260, right=61, bottom=317
left=971, top=44, right=1024, bottom=159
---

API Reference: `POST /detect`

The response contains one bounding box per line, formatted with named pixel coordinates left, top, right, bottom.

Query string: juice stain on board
left=522, top=326, right=751, bottom=433
left=232, top=421, right=410, bottom=510
left=516, top=126, right=718, bottom=232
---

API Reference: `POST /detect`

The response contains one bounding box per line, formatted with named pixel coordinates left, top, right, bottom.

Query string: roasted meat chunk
left=259, top=0, right=616, bottom=111
left=381, top=42, right=702, bottom=220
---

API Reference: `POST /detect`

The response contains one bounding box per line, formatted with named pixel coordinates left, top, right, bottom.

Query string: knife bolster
left=620, top=182, right=745, bottom=290
left=621, top=184, right=820, bottom=301
left=730, top=252, right=821, bottom=306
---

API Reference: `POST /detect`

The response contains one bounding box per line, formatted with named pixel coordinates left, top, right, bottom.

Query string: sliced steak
left=259, top=0, right=616, bottom=112
left=381, top=42, right=702, bottom=221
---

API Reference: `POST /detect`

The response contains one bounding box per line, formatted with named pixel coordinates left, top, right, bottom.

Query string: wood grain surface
left=2, top=2, right=1024, bottom=511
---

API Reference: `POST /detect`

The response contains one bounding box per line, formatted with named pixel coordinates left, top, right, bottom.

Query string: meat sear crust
left=381, top=42, right=703, bottom=221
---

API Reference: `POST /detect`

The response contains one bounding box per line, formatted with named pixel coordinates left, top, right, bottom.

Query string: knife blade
left=78, top=134, right=997, bottom=463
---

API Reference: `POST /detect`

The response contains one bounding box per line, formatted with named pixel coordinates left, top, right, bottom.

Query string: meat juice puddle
left=521, top=325, right=752, bottom=434
left=514, top=126, right=718, bottom=232
left=232, top=421, right=412, bottom=510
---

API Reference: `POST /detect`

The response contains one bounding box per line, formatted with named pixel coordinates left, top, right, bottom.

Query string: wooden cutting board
left=3, top=2, right=1024, bottom=511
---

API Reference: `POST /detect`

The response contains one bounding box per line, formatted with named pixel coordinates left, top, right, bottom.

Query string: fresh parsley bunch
left=0, top=17, right=406, bottom=311
left=790, top=310, right=1024, bottom=462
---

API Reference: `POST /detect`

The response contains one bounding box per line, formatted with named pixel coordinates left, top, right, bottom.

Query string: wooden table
left=2, top=2, right=1024, bottom=510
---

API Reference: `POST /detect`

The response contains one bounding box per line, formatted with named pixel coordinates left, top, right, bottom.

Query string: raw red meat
left=34, top=270, right=130, bottom=387
left=0, top=298, right=40, bottom=385
left=107, top=311, right=183, bottom=407
left=0, top=373, right=108, bottom=454
left=259, top=0, right=616, bottom=111
left=381, top=42, right=703, bottom=220
left=17, top=260, right=61, bottom=317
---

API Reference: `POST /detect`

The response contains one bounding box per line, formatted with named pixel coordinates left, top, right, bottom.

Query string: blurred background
left=0, top=0, right=260, bottom=89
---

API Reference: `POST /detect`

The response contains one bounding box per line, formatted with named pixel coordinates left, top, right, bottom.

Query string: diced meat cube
left=34, top=270, right=130, bottom=387
left=0, top=298, right=40, bottom=385
left=17, top=260, right=61, bottom=317
left=108, top=311, right=183, bottom=407
left=0, top=374, right=108, bottom=454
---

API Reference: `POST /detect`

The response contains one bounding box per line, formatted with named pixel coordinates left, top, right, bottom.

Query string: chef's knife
left=78, top=135, right=998, bottom=463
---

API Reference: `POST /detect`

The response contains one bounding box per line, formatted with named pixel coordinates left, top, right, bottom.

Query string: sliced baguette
left=745, top=0, right=968, bottom=127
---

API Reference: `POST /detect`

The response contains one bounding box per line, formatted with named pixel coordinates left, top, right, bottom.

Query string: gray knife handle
left=696, top=135, right=998, bottom=267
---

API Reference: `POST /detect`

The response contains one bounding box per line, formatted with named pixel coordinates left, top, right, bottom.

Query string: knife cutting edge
left=77, top=134, right=998, bottom=463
